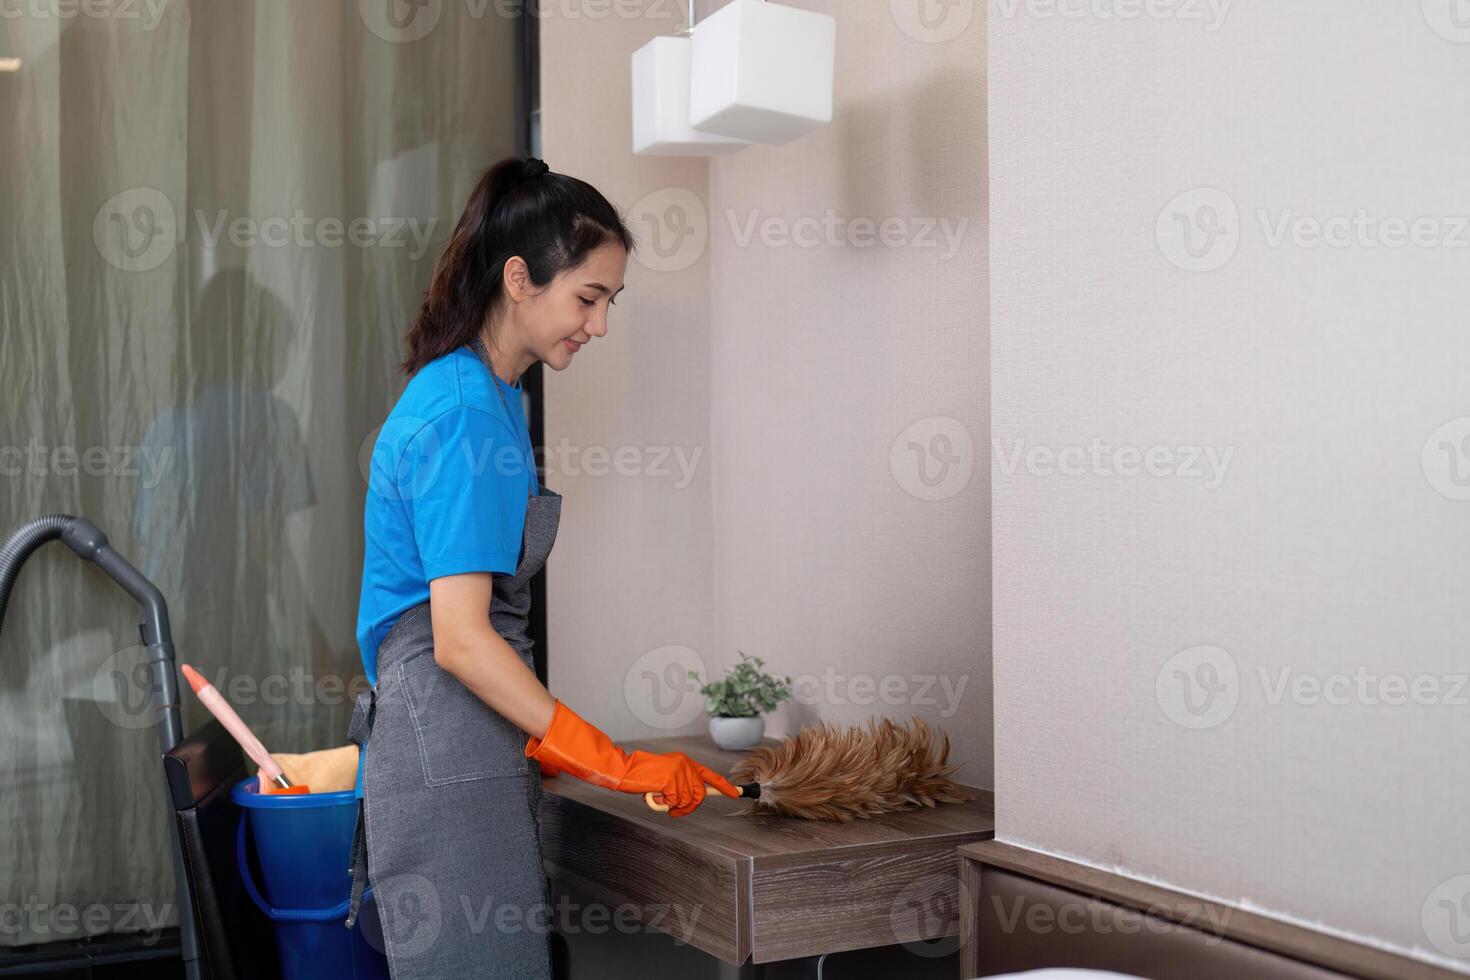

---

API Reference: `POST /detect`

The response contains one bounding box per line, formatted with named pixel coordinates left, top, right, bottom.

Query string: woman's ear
left=502, top=255, right=531, bottom=302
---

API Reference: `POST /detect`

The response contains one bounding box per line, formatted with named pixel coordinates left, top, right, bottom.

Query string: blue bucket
left=233, top=777, right=390, bottom=980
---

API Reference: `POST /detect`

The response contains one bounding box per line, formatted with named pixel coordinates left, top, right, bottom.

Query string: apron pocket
left=398, top=657, right=533, bottom=786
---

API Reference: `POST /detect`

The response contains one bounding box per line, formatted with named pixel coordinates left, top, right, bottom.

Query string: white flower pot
left=709, top=715, right=765, bottom=751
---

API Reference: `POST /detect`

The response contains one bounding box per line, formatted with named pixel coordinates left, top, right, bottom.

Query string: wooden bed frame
left=957, top=841, right=1463, bottom=980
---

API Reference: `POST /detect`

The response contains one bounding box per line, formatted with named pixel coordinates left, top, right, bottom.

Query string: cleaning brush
left=645, top=716, right=972, bottom=821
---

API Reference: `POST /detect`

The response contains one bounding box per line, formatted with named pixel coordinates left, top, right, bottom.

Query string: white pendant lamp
left=688, top=0, right=836, bottom=145
left=632, top=33, right=751, bottom=156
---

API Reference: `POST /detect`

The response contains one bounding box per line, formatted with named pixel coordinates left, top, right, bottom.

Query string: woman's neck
left=478, top=323, right=532, bottom=386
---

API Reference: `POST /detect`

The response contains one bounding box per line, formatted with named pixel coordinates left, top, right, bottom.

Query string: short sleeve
left=399, top=407, right=531, bottom=580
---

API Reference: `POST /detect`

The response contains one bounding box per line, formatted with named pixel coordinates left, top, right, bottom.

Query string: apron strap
left=344, top=686, right=377, bottom=929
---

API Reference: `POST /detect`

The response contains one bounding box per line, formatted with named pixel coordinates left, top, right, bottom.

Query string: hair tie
left=522, top=157, right=550, bottom=182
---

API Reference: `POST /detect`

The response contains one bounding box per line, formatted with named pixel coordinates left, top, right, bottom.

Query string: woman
left=344, top=156, right=739, bottom=978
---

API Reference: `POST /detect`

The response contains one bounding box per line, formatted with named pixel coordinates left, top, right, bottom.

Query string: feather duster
left=726, top=716, right=972, bottom=822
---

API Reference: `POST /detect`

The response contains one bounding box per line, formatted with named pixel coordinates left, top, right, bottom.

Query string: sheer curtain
left=0, top=1, right=521, bottom=945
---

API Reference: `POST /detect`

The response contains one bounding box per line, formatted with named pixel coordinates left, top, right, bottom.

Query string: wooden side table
left=538, top=734, right=993, bottom=967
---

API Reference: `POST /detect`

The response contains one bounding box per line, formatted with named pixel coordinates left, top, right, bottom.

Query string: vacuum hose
left=0, top=515, right=179, bottom=743
left=0, top=514, right=76, bottom=637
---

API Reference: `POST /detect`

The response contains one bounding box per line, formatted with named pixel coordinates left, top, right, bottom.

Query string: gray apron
left=345, top=344, right=560, bottom=979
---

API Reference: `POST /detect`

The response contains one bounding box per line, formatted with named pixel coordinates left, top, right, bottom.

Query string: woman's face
left=512, top=240, right=628, bottom=372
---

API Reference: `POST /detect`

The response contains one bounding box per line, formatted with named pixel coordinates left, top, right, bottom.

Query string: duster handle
left=644, top=782, right=759, bottom=813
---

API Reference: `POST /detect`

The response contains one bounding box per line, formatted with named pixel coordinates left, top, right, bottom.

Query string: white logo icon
left=90, top=645, right=165, bottom=731
left=891, top=0, right=974, bottom=43
left=1156, top=187, right=1240, bottom=272
left=359, top=0, right=443, bottom=44
left=1422, top=874, right=1470, bottom=958
left=628, top=188, right=708, bottom=273
left=890, top=873, right=965, bottom=957
left=1423, top=0, right=1470, bottom=43
left=890, top=416, right=974, bottom=501
left=1156, top=645, right=1239, bottom=730
left=1422, top=417, right=1470, bottom=501
left=624, top=645, right=708, bottom=730
left=370, top=873, right=442, bottom=958
left=94, top=188, right=177, bottom=272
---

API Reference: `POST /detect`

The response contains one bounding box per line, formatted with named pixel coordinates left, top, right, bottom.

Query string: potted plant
left=689, top=652, right=793, bottom=750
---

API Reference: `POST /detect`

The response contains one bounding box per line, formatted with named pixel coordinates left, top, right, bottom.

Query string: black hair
left=402, top=155, right=635, bottom=375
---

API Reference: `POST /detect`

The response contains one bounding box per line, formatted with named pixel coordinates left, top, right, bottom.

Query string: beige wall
left=538, top=2, right=717, bottom=734
left=990, top=1, right=1470, bottom=972
left=541, top=1, right=990, bottom=788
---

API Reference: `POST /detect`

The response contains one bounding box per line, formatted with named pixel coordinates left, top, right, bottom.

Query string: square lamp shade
left=688, top=0, right=836, bottom=145
left=632, top=35, right=751, bottom=156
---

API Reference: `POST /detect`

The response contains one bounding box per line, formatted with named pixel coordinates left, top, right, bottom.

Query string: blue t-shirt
left=355, top=343, right=538, bottom=684
left=352, top=345, right=538, bottom=798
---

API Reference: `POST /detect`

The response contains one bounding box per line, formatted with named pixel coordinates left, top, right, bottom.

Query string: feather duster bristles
left=728, top=716, right=972, bottom=822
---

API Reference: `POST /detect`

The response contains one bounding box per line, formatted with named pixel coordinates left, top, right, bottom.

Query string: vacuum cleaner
left=0, top=514, right=203, bottom=980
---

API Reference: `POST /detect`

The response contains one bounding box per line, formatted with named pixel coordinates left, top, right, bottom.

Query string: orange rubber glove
left=524, top=699, right=739, bottom=816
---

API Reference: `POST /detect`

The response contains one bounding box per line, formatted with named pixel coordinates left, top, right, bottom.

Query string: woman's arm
left=428, top=572, right=555, bottom=741
left=423, top=570, right=739, bottom=815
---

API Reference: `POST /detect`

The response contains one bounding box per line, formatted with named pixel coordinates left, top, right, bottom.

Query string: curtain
left=0, top=0, right=521, bottom=946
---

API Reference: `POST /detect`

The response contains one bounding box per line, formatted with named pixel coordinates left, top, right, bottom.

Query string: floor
left=0, top=921, right=958, bottom=979
left=0, top=929, right=184, bottom=979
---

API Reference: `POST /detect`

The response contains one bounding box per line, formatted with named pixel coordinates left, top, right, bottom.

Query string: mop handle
left=180, top=663, right=293, bottom=789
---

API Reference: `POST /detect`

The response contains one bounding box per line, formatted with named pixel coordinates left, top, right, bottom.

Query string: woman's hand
left=613, top=750, right=739, bottom=816
left=524, top=700, right=739, bottom=816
